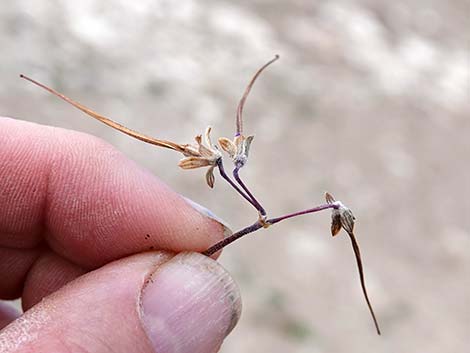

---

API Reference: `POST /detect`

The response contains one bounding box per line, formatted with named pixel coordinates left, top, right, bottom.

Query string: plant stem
left=233, top=167, right=266, bottom=216
left=217, top=159, right=259, bottom=209
left=203, top=202, right=336, bottom=256
left=267, top=203, right=338, bottom=225
left=202, top=221, right=263, bottom=256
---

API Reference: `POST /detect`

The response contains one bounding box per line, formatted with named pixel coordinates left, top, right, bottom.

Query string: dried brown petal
left=198, top=143, right=215, bottom=158
left=339, top=207, right=355, bottom=234
left=218, top=137, right=237, bottom=158
left=178, top=157, right=211, bottom=169
left=205, top=126, right=213, bottom=147
left=181, top=143, right=200, bottom=157
left=325, top=192, right=336, bottom=204
left=331, top=214, right=342, bottom=236
left=240, top=135, right=254, bottom=159
left=205, top=166, right=215, bottom=188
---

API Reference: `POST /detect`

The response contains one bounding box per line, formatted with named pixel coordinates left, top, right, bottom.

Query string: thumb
left=0, top=252, right=241, bottom=353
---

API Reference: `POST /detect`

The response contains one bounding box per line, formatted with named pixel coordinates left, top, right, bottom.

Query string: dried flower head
left=218, top=54, right=279, bottom=169
left=325, top=192, right=356, bottom=236
left=178, top=126, right=222, bottom=188
left=218, top=134, right=254, bottom=169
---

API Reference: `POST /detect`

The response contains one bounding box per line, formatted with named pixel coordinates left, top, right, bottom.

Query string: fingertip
left=140, top=252, right=241, bottom=353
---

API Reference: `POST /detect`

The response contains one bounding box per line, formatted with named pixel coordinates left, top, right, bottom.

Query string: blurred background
left=1, top=1, right=469, bottom=352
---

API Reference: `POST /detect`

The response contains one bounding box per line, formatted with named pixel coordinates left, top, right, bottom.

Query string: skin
left=0, top=117, right=239, bottom=353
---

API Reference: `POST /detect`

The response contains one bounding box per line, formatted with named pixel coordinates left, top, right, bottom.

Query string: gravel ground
left=1, top=1, right=469, bottom=352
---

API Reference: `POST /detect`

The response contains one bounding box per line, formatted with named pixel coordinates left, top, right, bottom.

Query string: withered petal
left=178, top=157, right=211, bottom=169
left=218, top=137, right=237, bottom=158
left=242, top=135, right=254, bottom=158
left=325, top=192, right=336, bottom=204
left=181, top=143, right=201, bottom=157
left=205, top=166, right=215, bottom=188
left=340, top=208, right=355, bottom=234
left=234, top=134, right=244, bottom=148
left=331, top=215, right=342, bottom=236
left=198, top=144, right=214, bottom=158
left=205, top=126, right=213, bottom=147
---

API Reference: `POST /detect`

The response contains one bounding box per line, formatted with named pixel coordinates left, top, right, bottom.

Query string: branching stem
left=268, top=203, right=338, bottom=225
left=233, top=167, right=266, bottom=216
left=216, top=159, right=258, bottom=209
left=203, top=202, right=337, bottom=256
left=202, top=198, right=382, bottom=336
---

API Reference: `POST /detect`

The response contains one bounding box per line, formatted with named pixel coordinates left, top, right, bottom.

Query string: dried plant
left=20, top=56, right=381, bottom=335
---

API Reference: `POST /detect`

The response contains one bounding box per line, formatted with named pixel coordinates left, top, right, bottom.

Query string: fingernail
left=183, top=197, right=232, bottom=238
left=140, top=252, right=242, bottom=353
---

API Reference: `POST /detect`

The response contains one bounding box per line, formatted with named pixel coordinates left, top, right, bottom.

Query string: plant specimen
left=20, top=56, right=381, bottom=335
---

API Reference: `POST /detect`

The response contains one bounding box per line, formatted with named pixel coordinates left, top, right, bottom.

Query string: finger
left=21, top=251, right=86, bottom=310
left=0, top=252, right=241, bottom=353
left=0, top=117, right=230, bottom=268
left=0, top=247, right=40, bottom=299
left=0, top=302, right=19, bottom=330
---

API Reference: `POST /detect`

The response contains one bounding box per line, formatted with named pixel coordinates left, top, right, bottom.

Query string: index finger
left=0, top=117, right=228, bottom=268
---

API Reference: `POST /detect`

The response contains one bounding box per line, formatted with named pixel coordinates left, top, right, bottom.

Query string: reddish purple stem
left=233, top=167, right=266, bottom=216
left=268, top=203, right=338, bottom=225
left=203, top=202, right=337, bottom=256
left=217, top=160, right=258, bottom=209
left=202, top=222, right=263, bottom=256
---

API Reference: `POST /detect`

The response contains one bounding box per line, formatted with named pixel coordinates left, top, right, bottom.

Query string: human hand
left=0, top=117, right=241, bottom=353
